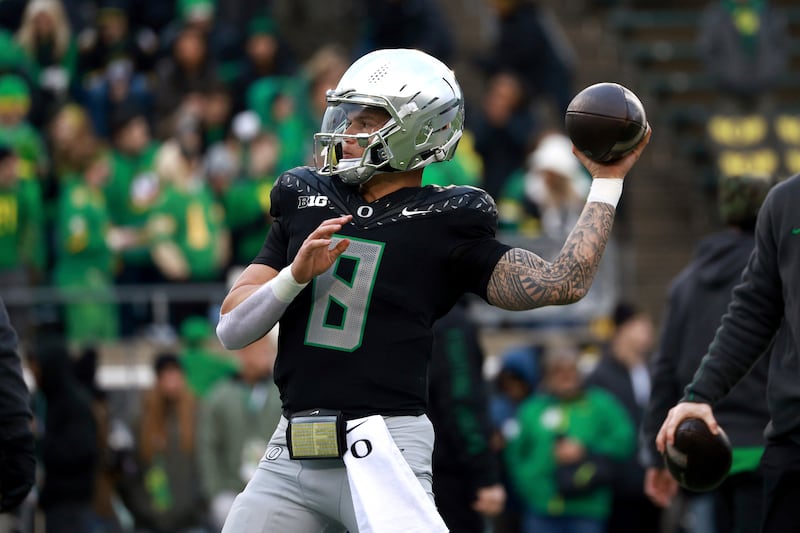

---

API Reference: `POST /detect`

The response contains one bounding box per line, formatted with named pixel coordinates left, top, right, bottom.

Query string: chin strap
left=415, top=129, right=464, bottom=169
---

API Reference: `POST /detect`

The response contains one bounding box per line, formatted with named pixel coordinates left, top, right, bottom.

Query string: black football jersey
left=252, top=167, right=511, bottom=418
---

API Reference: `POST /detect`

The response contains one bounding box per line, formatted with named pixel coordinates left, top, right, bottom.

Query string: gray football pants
left=221, top=414, right=436, bottom=532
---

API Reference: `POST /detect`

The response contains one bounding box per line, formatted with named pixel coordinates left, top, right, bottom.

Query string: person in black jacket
left=655, top=173, right=794, bottom=533
left=428, top=299, right=506, bottom=533
left=29, top=338, right=99, bottom=533
left=0, top=297, right=35, bottom=514
left=644, top=173, right=773, bottom=532
left=586, top=301, right=661, bottom=533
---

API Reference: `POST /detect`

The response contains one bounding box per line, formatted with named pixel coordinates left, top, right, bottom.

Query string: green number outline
left=304, top=234, right=385, bottom=351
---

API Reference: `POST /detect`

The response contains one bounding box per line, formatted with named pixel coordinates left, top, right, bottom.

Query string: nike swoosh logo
left=793, top=228, right=800, bottom=235
left=346, top=420, right=368, bottom=434
left=401, top=207, right=431, bottom=217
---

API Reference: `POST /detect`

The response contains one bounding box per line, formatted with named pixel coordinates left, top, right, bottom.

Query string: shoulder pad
left=420, top=185, right=499, bottom=217
left=274, top=167, right=327, bottom=195
left=270, top=167, right=344, bottom=218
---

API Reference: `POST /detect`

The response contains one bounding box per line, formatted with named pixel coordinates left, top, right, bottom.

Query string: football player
left=216, top=48, right=650, bottom=532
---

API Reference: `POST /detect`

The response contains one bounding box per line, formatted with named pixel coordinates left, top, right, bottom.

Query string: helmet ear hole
left=415, top=120, right=434, bottom=147
left=370, top=145, right=388, bottom=165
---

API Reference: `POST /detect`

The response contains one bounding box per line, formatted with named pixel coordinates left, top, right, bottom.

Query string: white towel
left=343, top=415, right=449, bottom=533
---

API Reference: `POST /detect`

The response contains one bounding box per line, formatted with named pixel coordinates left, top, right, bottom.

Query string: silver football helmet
left=314, top=48, right=464, bottom=185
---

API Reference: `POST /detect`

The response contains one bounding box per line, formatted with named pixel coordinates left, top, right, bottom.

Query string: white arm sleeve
left=216, top=266, right=308, bottom=350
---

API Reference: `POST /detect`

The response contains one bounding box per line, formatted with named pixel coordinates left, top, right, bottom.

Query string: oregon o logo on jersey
left=356, top=205, right=373, bottom=218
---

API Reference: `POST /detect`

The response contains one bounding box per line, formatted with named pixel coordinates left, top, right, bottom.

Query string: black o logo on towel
left=350, top=439, right=373, bottom=458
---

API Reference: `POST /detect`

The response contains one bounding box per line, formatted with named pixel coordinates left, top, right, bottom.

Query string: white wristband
left=272, top=264, right=309, bottom=302
left=586, top=178, right=624, bottom=208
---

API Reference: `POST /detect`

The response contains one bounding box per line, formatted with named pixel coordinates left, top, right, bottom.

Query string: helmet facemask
left=313, top=100, right=396, bottom=185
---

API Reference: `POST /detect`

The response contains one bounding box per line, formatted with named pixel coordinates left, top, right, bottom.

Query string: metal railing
left=1, top=283, right=229, bottom=328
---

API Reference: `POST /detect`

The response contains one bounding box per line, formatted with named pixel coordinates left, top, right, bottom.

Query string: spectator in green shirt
left=0, top=145, right=45, bottom=340
left=0, top=31, right=36, bottom=85
left=0, top=74, right=49, bottom=186
left=179, top=315, right=238, bottom=398
left=53, top=149, right=119, bottom=345
left=106, top=105, right=163, bottom=335
left=206, top=133, right=277, bottom=269
left=147, top=122, right=230, bottom=327
left=226, top=14, right=296, bottom=115
left=505, top=342, right=635, bottom=533
left=246, top=76, right=309, bottom=171
left=48, top=103, right=99, bottom=183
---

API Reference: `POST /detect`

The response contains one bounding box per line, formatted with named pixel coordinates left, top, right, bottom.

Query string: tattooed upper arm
left=487, top=202, right=616, bottom=310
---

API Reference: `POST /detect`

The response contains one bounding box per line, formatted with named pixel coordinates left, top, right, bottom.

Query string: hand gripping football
left=663, top=417, right=732, bottom=492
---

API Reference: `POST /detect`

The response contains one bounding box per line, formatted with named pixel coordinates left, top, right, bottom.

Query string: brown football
left=565, top=82, right=647, bottom=162
left=663, top=417, right=732, bottom=492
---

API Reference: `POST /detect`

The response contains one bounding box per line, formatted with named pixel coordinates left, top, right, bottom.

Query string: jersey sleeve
left=447, top=190, right=511, bottom=301
left=251, top=174, right=290, bottom=270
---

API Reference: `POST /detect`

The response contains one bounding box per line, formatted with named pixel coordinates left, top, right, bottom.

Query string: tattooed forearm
left=488, top=202, right=616, bottom=310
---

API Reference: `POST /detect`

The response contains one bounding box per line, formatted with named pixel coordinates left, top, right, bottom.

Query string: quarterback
left=216, top=48, right=650, bottom=532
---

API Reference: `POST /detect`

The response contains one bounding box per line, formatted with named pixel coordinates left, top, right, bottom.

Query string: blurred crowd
left=0, top=0, right=792, bottom=532
left=3, top=296, right=672, bottom=533
left=2, top=321, right=281, bottom=533
left=0, top=0, right=588, bottom=530
left=0, top=0, right=581, bottom=348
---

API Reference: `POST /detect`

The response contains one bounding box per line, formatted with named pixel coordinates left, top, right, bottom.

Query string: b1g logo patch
left=298, top=195, right=329, bottom=209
